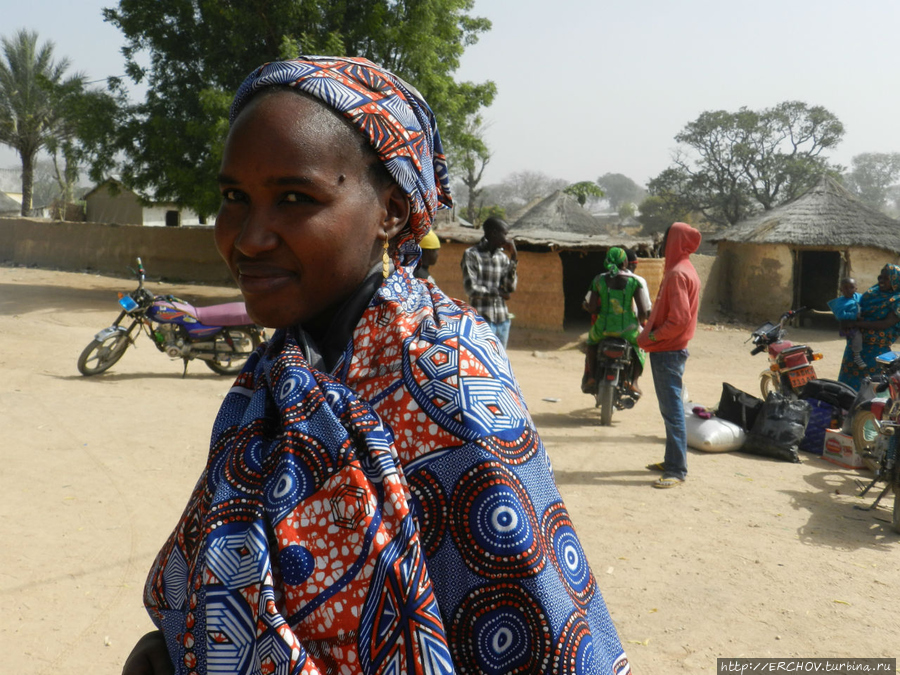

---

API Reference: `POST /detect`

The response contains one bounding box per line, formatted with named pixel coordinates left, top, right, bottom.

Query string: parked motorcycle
left=588, top=336, right=640, bottom=426
left=749, top=307, right=825, bottom=398
left=77, top=258, right=265, bottom=376
left=850, top=350, right=900, bottom=533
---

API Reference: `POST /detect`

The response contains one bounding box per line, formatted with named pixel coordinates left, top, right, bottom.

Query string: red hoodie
left=637, top=222, right=702, bottom=352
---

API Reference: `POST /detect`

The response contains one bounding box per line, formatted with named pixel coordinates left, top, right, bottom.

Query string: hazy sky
left=4, top=0, right=900, bottom=190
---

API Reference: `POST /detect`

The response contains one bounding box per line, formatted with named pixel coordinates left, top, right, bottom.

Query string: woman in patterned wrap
left=838, top=263, right=900, bottom=390
left=123, top=56, right=629, bottom=675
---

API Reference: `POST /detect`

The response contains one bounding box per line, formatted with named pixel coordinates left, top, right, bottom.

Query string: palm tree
left=0, top=29, right=84, bottom=215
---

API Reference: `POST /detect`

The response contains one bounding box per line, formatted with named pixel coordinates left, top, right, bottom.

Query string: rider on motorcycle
left=582, top=247, right=650, bottom=394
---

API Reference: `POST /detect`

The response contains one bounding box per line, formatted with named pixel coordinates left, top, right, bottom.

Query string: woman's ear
left=383, top=184, right=410, bottom=240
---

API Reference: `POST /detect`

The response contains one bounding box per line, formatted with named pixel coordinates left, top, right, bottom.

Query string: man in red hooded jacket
left=637, top=222, right=702, bottom=488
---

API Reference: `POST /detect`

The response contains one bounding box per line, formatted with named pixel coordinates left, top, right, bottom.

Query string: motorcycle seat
left=768, top=341, right=797, bottom=356
left=177, top=301, right=254, bottom=326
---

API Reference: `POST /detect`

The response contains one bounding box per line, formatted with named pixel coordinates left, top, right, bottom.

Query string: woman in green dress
left=583, top=246, right=650, bottom=394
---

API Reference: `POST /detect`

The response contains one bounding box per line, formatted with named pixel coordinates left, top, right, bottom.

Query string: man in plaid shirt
left=461, top=216, right=518, bottom=347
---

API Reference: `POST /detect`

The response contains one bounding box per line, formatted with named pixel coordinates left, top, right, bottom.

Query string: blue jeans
left=487, top=319, right=511, bottom=348
left=649, top=350, right=689, bottom=480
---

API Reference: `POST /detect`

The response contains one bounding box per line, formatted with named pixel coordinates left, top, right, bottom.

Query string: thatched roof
left=432, top=191, right=652, bottom=250
left=506, top=190, right=651, bottom=249
left=711, top=175, right=900, bottom=254
left=512, top=190, right=602, bottom=235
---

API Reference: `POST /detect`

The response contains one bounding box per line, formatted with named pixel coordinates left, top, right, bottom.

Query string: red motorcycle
left=851, top=351, right=900, bottom=533
left=749, top=308, right=824, bottom=398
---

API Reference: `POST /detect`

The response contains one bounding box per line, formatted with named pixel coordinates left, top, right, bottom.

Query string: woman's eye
left=221, top=189, right=244, bottom=202
left=284, top=192, right=313, bottom=204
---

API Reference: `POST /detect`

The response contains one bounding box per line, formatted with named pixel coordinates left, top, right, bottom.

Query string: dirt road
left=1, top=266, right=897, bottom=674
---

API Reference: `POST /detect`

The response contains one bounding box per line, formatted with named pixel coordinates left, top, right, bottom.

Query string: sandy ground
left=1, top=265, right=898, bottom=675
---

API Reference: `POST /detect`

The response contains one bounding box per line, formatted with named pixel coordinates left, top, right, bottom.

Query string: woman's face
left=215, top=91, right=406, bottom=330
left=878, top=267, right=893, bottom=293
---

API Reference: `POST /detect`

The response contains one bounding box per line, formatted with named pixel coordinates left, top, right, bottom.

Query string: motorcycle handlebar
left=750, top=344, right=765, bottom=356
left=780, top=306, right=808, bottom=322
left=134, top=257, right=146, bottom=285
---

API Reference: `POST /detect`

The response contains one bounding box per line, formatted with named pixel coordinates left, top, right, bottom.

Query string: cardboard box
left=822, top=429, right=867, bottom=469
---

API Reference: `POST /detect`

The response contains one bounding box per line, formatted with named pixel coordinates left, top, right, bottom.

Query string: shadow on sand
left=780, top=466, right=899, bottom=551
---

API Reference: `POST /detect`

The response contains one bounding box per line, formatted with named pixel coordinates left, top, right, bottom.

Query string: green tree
left=636, top=193, right=692, bottom=235
left=649, top=101, right=844, bottom=227
left=617, top=202, right=635, bottom=219
left=563, top=181, right=604, bottom=207
left=843, top=152, right=900, bottom=212
left=596, top=172, right=645, bottom=211
left=44, top=78, right=126, bottom=206
left=449, top=113, right=492, bottom=224
left=475, top=204, right=506, bottom=225
left=0, top=29, right=85, bottom=215
left=103, top=0, right=495, bottom=218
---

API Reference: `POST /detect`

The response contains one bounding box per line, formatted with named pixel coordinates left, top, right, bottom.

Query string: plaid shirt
left=461, top=238, right=518, bottom=323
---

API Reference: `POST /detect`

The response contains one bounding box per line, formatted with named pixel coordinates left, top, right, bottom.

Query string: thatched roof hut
left=707, top=175, right=900, bottom=321
left=712, top=175, right=900, bottom=254
left=508, top=190, right=651, bottom=250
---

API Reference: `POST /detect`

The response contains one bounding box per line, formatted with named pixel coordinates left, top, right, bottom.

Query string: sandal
left=645, top=462, right=666, bottom=472
left=653, top=476, right=685, bottom=489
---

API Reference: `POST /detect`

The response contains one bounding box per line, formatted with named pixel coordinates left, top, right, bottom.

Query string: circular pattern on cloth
left=475, top=428, right=540, bottom=466
left=263, top=451, right=320, bottom=524
left=552, top=611, right=596, bottom=675
left=223, top=421, right=268, bottom=492
left=279, top=544, right=316, bottom=586
left=407, top=469, right=448, bottom=558
left=450, top=461, right=544, bottom=579
left=207, top=427, right=239, bottom=491
left=541, top=502, right=596, bottom=608
left=450, top=583, right=552, bottom=675
left=272, top=352, right=324, bottom=424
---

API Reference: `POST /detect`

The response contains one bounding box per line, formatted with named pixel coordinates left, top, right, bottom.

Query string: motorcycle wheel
left=851, top=410, right=882, bottom=473
left=597, top=382, right=615, bottom=426
left=77, top=332, right=130, bottom=376
left=204, top=328, right=262, bottom=375
left=759, top=371, right=778, bottom=399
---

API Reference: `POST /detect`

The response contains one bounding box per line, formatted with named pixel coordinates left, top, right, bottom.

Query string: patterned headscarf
left=230, top=56, right=453, bottom=257
left=605, top=247, right=627, bottom=275
left=860, top=263, right=900, bottom=321
left=885, top=263, right=900, bottom=292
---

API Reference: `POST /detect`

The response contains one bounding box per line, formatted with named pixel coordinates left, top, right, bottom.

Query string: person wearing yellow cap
left=414, top=228, right=441, bottom=282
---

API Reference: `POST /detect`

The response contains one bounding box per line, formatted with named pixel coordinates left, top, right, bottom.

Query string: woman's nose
left=233, top=210, right=279, bottom=256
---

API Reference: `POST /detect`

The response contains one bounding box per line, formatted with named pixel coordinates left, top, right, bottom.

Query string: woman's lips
left=236, top=265, right=295, bottom=293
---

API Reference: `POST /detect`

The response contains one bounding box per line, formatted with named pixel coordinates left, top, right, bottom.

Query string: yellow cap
left=420, top=229, right=441, bottom=249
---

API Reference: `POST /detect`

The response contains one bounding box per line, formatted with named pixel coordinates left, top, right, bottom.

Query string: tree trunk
left=20, top=151, right=35, bottom=217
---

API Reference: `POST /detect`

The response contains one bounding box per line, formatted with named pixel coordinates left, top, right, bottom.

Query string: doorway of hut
left=560, top=250, right=608, bottom=329
left=795, top=250, right=842, bottom=327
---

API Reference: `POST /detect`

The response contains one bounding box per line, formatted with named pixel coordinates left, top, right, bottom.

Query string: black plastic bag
left=716, top=383, right=764, bottom=432
left=740, top=392, right=810, bottom=463
left=798, top=378, right=857, bottom=411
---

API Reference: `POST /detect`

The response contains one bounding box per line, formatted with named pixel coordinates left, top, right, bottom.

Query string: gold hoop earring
left=382, top=238, right=391, bottom=279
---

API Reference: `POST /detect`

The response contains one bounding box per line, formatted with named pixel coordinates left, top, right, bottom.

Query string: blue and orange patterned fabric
left=230, top=56, right=452, bottom=259
left=143, top=265, right=630, bottom=675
